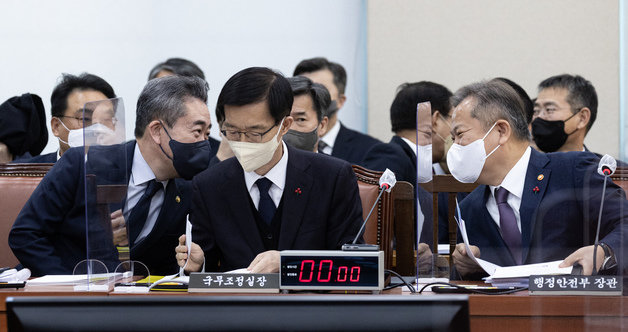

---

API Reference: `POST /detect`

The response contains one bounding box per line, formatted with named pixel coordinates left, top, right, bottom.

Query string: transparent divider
left=74, top=97, right=130, bottom=291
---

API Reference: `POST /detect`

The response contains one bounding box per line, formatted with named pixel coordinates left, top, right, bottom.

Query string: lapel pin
left=533, top=186, right=540, bottom=194
left=175, top=196, right=181, bottom=203
left=294, top=188, right=302, bottom=195
left=537, top=174, right=544, bottom=181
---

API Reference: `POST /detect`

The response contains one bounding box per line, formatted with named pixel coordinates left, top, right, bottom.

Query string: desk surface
left=2, top=285, right=627, bottom=331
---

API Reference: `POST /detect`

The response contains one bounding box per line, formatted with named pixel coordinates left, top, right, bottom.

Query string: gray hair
left=451, top=80, right=530, bottom=141
left=134, top=75, right=208, bottom=138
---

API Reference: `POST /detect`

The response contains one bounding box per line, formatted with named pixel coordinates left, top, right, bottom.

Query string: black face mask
left=159, top=122, right=211, bottom=180
left=531, top=111, right=579, bottom=153
left=283, top=127, right=319, bottom=152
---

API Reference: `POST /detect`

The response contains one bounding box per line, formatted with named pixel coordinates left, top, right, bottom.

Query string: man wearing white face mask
left=176, top=67, right=364, bottom=274
left=17, top=73, right=117, bottom=163
left=362, top=82, right=453, bottom=248
left=449, top=80, right=627, bottom=279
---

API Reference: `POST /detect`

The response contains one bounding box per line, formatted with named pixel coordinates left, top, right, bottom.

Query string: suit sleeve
left=8, top=149, right=82, bottom=275
left=325, top=163, right=364, bottom=248
left=190, top=176, right=220, bottom=271
left=575, top=153, right=628, bottom=272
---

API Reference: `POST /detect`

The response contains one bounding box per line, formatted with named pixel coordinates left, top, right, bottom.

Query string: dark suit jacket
left=331, top=123, right=381, bottom=165
left=191, top=144, right=364, bottom=272
left=459, top=149, right=627, bottom=278
left=12, top=151, right=56, bottom=163
left=361, top=136, right=435, bottom=245
left=9, top=141, right=190, bottom=276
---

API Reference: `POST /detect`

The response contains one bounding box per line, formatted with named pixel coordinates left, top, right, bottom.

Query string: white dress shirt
left=244, top=141, right=289, bottom=209
left=400, top=137, right=418, bottom=156
left=319, top=121, right=341, bottom=155
left=123, top=144, right=168, bottom=243
left=486, top=146, right=532, bottom=232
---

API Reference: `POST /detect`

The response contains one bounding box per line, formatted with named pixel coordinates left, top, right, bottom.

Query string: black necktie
left=128, top=179, right=162, bottom=245
left=256, top=177, right=276, bottom=225
left=318, top=140, right=328, bottom=154
left=495, top=187, right=522, bottom=264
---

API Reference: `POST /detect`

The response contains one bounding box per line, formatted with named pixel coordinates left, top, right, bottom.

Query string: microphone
left=343, top=169, right=397, bottom=251
left=597, top=154, right=617, bottom=176
left=592, top=154, right=616, bottom=275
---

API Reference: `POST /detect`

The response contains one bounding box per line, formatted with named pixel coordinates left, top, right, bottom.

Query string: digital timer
left=279, top=250, right=384, bottom=291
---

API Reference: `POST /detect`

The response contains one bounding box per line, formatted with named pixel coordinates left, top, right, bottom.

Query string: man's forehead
left=537, top=87, right=569, bottom=102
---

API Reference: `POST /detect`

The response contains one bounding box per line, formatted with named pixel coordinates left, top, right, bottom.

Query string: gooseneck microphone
left=592, top=154, right=617, bottom=275
left=343, top=169, right=397, bottom=251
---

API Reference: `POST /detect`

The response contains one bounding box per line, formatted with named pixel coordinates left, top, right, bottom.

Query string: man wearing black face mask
left=531, top=75, right=626, bottom=167
left=283, top=76, right=330, bottom=152
left=9, top=76, right=212, bottom=276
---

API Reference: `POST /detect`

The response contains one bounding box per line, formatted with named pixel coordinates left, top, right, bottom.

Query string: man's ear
left=336, top=94, right=347, bottom=110
left=496, top=119, right=512, bottom=145
left=577, top=107, right=591, bottom=131
left=432, top=111, right=443, bottom=129
left=278, top=116, right=294, bottom=139
left=146, top=120, right=163, bottom=145
left=318, top=116, right=329, bottom=137
left=50, top=117, right=61, bottom=137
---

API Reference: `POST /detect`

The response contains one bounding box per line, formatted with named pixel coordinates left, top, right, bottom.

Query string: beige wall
left=368, top=0, right=620, bottom=157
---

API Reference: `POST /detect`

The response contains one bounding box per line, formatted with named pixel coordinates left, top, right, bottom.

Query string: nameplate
left=188, top=273, right=279, bottom=293
left=529, top=275, right=623, bottom=296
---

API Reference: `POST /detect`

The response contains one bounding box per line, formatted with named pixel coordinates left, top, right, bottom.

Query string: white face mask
left=446, top=122, right=500, bottom=183
left=417, top=144, right=433, bottom=183
left=227, top=119, right=284, bottom=173
left=57, top=118, right=119, bottom=148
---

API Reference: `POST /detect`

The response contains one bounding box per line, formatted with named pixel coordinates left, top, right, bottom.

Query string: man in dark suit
left=176, top=67, right=363, bottom=273
left=362, top=82, right=454, bottom=247
left=293, top=57, right=380, bottom=165
left=448, top=80, right=627, bottom=279
left=532, top=74, right=627, bottom=166
left=9, top=76, right=212, bottom=276
left=148, top=57, right=220, bottom=160
left=14, top=73, right=117, bottom=163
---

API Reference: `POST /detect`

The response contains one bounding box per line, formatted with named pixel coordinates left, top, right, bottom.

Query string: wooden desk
left=2, top=286, right=627, bottom=331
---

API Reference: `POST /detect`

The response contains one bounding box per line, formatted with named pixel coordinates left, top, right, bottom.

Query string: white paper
left=180, top=216, right=192, bottom=276
left=226, top=268, right=251, bottom=274
left=454, top=200, right=501, bottom=275
left=27, top=273, right=123, bottom=286
left=489, top=260, right=572, bottom=279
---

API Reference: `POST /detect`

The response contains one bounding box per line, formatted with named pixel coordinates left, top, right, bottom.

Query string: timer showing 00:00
left=298, top=260, right=360, bottom=283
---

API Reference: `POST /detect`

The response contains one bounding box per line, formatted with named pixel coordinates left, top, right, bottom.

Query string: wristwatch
left=598, top=242, right=617, bottom=271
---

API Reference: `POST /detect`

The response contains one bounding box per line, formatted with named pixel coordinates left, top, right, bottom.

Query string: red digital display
left=297, top=259, right=361, bottom=283
left=281, top=255, right=379, bottom=287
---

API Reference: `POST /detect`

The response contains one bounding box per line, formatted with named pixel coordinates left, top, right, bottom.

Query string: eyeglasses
left=59, top=115, right=92, bottom=127
left=59, top=115, right=118, bottom=128
left=221, top=123, right=278, bottom=143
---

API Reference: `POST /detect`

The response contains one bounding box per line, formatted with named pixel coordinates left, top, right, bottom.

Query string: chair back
left=420, top=175, right=478, bottom=256
left=390, top=181, right=414, bottom=275
left=611, top=167, right=628, bottom=198
left=0, top=163, right=53, bottom=267
left=352, top=165, right=394, bottom=269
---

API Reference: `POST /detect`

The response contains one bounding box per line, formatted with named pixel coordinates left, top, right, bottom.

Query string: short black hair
left=216, top=67, right=293, bottom=125
left=390, top=81, right=453, bottom=132
left=538, top=74, right=597, bottom=132
left=135, top=75, right=208, bottom=138
left=293, top=57, right=347, bottom=95
left=452, top=80, right=530, bottom=142
left=148, top=57, right=205, bottom=80
left=50, top=73, right=116, bottom=118
left=287, top=76, right=331, bottom=122
left=492, top=77, right=534, bottom=125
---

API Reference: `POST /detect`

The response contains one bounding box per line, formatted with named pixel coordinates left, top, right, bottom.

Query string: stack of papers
left=26, top=273, right=126, bottom=292
left=486, top=261, right=572, bottom=287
